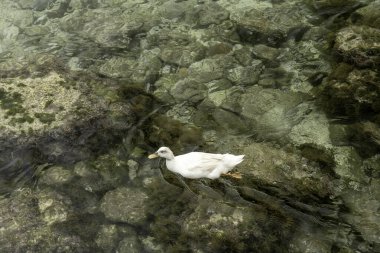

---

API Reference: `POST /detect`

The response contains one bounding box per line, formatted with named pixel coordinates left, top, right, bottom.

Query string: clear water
left=0, top=0, right=379, bottom=252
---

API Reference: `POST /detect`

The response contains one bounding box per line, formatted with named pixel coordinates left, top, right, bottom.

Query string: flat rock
left=100, top=187, right=149, bottom=224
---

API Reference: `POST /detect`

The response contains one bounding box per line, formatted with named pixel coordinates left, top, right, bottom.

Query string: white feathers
left=149, top=147, right=244, bottom=179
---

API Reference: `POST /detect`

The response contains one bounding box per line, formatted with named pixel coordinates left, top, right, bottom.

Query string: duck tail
left=224, top=154, right=245, bottom=168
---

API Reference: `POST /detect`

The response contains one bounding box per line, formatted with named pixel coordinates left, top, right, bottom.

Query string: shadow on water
left=0, top=76, right=162, bottom=195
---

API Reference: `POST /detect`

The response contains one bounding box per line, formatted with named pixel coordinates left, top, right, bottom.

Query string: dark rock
left=329, top=123, right=352, bottom=146
left=323, top=68, right=380, bottom=117
left=362, top=155, right=380, bottom=178
left=258, top=67, right=293, bottom=88
left=351, top=121, right=380, bottom=157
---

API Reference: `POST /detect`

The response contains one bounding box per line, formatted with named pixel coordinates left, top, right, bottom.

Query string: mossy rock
left=35, top=112, right=56, bottom=124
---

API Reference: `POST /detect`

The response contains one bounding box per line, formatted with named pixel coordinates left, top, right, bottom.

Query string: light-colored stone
left=100, top=187, right=149, bottom=224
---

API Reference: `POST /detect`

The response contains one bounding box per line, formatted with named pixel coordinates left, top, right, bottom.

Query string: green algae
left=0, top=88, right=26, bottom=115
left=9, top=115, right=34, bottom=124
left=34, top=112, right=56, bottom=124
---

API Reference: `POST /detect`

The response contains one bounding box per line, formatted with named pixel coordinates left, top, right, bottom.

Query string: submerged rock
left=118, top=236, right=141, bottom=253
left=188, top=55, right=236, bottom=83
left=350, top=121, right=380, bottom=157
left=0, top=0, right=379, bottom=252
left=362, top=155, right=380, bottom=179
left=182, top=198, right=263, bottom=252
left=340, top=178, right=380, bottom=245
left=159, top=43, right=205, bottom=67
left=170, top=78, right=208, bottom=103
left=36, top=188, right=73, bottom=225
left=226, top=60, right=263, bottom=85
left=323, top=68, right=380, bottom=117
left=141, top=236, right=164, bottom=253
left=232, top=45, right=255, bottom=66
left=99, top=49, right=162, bottom=84
left=240, top=142, right=333, bottom=198
left=0, top=188, right=94, bottom=252
left=223, top=0, right=310, bottom=47
left=289, top=107, right=332, bottom=148
left=333, top=146, right=366, bottom=182
left=335, top=25, right=380, bottom=68
left=100, top=187, right=149, bottom=224
left=288, top=230, right=333, bottom=253
left=95, top=225, right=120, bottom=253
left=252, top=44, right=281, bottom=61
left=240, top=86, right=309, bottom=140
left=0, top=72, right=82, bottom=135
left=352, top=1, right=380, bottom=28
left=38, top=165, right=75, bottom=186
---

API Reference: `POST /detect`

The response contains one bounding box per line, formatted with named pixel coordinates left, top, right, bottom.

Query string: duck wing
left=176, top=152, right=224, bottom=173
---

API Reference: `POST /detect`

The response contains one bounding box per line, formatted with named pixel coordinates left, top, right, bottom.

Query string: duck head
left=148, top=147, right=175, bottom=160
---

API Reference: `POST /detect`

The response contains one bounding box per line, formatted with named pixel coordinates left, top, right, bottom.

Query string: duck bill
left=148, top=153, right=159, bottom=159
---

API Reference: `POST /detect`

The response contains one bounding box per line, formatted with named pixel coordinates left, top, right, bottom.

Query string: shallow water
left=0, top=0, right=379, bottom=252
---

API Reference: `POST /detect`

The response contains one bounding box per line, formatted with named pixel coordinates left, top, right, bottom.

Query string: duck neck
left=165, top=151, right=175, bottom=160
left=165, top=155, right=175, bottom=161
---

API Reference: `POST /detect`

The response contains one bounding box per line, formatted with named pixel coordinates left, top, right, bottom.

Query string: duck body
left=149, top=147, right=244, bottom=179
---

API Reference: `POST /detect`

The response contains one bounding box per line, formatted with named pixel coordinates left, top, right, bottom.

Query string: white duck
left=148, top=147, right=244, bottom=179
